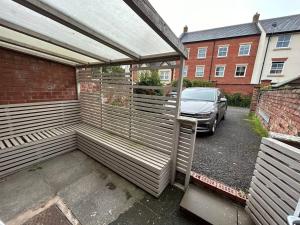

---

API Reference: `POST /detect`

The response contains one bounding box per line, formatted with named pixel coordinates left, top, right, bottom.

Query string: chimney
left=252, top=12, right=260, bottom=23
left=183, top=25, right=188, bottom=33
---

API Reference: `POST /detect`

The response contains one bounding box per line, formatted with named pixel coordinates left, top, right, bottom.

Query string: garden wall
left=255, top=88, right=300, bottom=136
left=0, top=47, right=77, bottom=104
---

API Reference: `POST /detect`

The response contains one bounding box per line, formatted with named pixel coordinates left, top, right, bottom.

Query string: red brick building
left=174, top=19, right=261, bottom=95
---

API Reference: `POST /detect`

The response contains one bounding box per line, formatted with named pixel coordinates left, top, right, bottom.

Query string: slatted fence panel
left=246, top=137, right=300, bottom=225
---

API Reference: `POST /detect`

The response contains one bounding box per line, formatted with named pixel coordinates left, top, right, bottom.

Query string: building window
left=197, top=47, right=207, bottom=59
left=235, top=65, right=247, bottom=77
left=186, top=48, right=190, bottom=59
left=217, top=45, right=228, bottom=57
left=195, top=66, right=205, bottom=77
left=182, top=66, right=188, bottom=77
left=159, top=70, right=171, bottom=81
left=276, top=34, right=291, bottom=48
left=270, top=62, right=284, bottom=75
left=239, top=44, right=251, bottom=56
left=215, top=65, right=225, bottom=77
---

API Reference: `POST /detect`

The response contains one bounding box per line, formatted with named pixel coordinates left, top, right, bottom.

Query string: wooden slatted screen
left=246, top=137, right=300, bottom=225
left=77, top=68, right=196, bottom=175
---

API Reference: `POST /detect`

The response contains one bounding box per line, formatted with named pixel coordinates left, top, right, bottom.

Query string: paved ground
left=0, top=151, right=207, bottom=225
left=192, top=107, right=261, bottom=192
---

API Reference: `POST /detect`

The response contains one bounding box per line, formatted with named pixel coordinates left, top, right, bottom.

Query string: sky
left=148, top=0, right=300, bottom=36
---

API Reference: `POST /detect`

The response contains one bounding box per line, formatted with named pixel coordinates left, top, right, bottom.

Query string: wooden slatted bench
left=0, top=101, right=81, bottom=177
left=73, top=123, right=171, bottom=197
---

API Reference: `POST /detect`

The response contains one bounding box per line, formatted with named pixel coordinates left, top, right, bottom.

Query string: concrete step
left=180, top=184, right=254, bottom=225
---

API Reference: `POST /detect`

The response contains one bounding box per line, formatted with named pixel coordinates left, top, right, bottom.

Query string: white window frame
left=215, top=65, right=226, bottom=77
left=182, top=65, right=188, bottom=77
left=269, top=61, right=285, bottom=75
left=195, top=65, right=205, bottom=77
left=238, top=43, right=251, bottom=56
left=234, top=64, right=248, bottom=77
left=159, top=69, right=171, bottom=81
left=217, top=45, right=229, bottom=57
left=276, top=34, right=291, bottom=49
left=186, top=48, right=190, bottom=59
left=197, top=47, right=207, bottom=59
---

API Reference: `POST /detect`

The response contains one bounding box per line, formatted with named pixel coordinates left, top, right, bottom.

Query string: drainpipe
left=208, top=40, right=216, bottom=81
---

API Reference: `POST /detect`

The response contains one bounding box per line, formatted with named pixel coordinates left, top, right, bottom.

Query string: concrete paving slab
left=180, top=184, right=254, bottom=225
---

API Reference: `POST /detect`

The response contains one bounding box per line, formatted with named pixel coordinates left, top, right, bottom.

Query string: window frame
left=234, top=64, right=248, bottom=77
left=197, top=47, right=207, bottom=59
left=159, top=69, right=171, bottom=81
left=195, top=65, right=205, bottom=77
left=182, top=65, right=188, bottom=77
left=269, top=61, right=285, bottom=75
left=215, top=65, right=226, bottom=77
left=186, top=48, right=190, bottom=59
left=217, top=45, right=229, bottom=58
left=276, top=34, right=291, bottom=49
left=238, top=43, right=251, bottom=56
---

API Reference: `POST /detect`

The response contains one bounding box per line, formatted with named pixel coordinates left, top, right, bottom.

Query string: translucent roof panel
left=0, top=26, right=101, bottom=64
left=0, top=0, right=129, bottom=61
left=0, top=41, right=78, bottom=66
left=38, top=0, right=175, bottom=56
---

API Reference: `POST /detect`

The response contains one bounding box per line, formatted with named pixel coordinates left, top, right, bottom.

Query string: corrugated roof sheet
left=180, top=22, right=260, bottom=43
left=259, top=14, right=300, bottom=34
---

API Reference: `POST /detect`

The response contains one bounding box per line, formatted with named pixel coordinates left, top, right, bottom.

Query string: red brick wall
left=175, top=35, right=260, bottom=95
left=0, top=47, right=77, bottom=105
left=256, top=88, right=300, bottom=136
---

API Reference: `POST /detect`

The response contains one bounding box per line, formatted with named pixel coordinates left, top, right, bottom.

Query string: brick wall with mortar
left=0, top=47, right=77, bottom=105
left=174, top=35, right=260, bottom=95
left=256, top=88, right=300, bottom=136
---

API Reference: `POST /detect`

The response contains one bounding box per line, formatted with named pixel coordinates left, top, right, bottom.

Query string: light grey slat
left=248, top=195, right=278, bottom=225
left=78, top=141, right=162, bottom=189
left=0, top=138, right=76, bottom=168
left=78, top=143, right=166, bottom=197
left=101, top=124, right=129, bottom=137
left=262, top=138, right=300, bottom=161
left=130, top=101, right=175, bottom=111
left=0, top=103, right=80, bottom=115
left=254, top=170, right=297, bottom=208
left=10, top=138, right=19, bottom=147
left=0, top=100, right=79, bottom=110
left=250, top=184, right=287, bottom=219
left=260, top=144, right=300, bottom=170
left=77, top=131, right=164, bottom=173
left=0, top=140, right=6, bottom=150
left=132, top=105, right=175, bottom=115
left=0, top=145, right=76, bottom=178
left=101, top=114, right=130, bottom=125
left=245, top=207, right=263, bottom=225
left=251, top=177, right=293, bottom=214
left=3, top=140, right=12, bottom=148
left=50, top=129, right=63, bottom=136
left=132, top=97, right=176, bottom=106
left=131, top=124, right=173, bottom=140
left=247, top=201, right=269, bottom=225
left=0, top=133, right=75, bottom=158
left=76, top=125, right=170, bottom=163
left=257, top=156, right=300, bottom=193
left=133, top=93, right=176, bottom=101
left=79, top=125, right=170, bottom=161
left=249, top=188, right=286, bottom=225
left=178, top=141, right=191, bottom=149
left=16, top=136, right=25, bottom=145
left=255, top=163, right=299, bottom=200
left=32, top=133, right=43, bottom=141
left=77, top=136, right=166, bottom=180
left=132, top=109, right=175, bottom=121
left=22, top=135, right=31, bottom=143
left=37, top=132, right=48, bottom=139
left=76, top=127, right=168, bottom=170
left=28, top=134, right=37, bottom=141
left=179, top=132, right=191, bottom=140
left=131, top=116, right=174, bottom=133
left=42, top=131, right=54, bottom=138
left=177, top=149, right=190, bottom=157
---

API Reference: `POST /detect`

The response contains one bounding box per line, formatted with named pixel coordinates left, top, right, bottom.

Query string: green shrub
left=135, top=70, right=162, bottom=95
left=172, top=78, right=192, bottom=88
left=191, top=79, right=214, bottom=87
left=247, top=113, right=268, bottom=137
left=225, top=93, right=251, bottom=108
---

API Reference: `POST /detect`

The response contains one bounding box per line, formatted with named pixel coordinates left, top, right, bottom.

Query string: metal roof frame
left=1, top=0, right=187, bottom=67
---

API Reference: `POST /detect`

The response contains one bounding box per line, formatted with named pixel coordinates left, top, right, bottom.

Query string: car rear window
left=181, top=89, right=216, bottom=102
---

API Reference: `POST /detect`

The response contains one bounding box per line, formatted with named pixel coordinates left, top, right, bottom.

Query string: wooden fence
left=246, top=137, right=300, bottom=225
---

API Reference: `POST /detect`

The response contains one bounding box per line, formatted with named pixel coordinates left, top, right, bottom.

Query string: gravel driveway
left=192, top=106, right=261, bottom=192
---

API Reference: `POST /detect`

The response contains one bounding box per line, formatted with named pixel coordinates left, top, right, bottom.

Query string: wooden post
left=170, top=56, right=184, bottom=184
